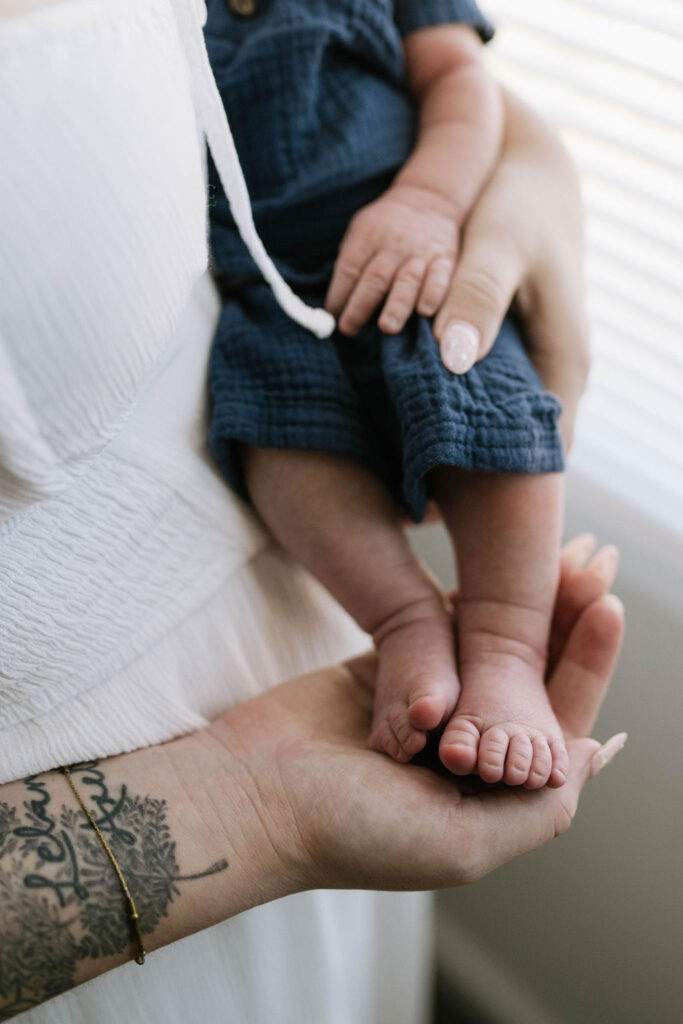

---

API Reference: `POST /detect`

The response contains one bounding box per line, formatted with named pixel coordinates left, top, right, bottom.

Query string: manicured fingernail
left=441, top=321, right=479, bottom=374
left=565, top=533, right=597, bottom=569
left=590, top=545, right=619, bottom=583
left=602, top=593, right=625, bottom=616
left=591, top=732, right=628, bottom=776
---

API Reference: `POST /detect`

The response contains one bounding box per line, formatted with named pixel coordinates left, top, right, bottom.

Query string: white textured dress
left=0, top=0, right=431, bottom=1020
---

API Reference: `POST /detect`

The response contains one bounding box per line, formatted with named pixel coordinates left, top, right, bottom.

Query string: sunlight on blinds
left=483, top=0, right=683, bottom=532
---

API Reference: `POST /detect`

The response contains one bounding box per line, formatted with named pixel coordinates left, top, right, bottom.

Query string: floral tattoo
left=0, top=762, right=227, bottom=1020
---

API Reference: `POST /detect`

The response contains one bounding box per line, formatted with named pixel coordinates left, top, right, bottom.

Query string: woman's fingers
left=547, top=593, right=625, bottom=741
left=590, top=732, right=629, bottom=778
left=432, top=232, right=525, bottom=374
left=453, top=737, right=601, bottom=881
left=549, top=542, right=619, bottom=672
left=560, top=533, right=597, bottom=574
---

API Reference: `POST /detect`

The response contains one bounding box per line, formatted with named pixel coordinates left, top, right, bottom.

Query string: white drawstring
left=172, top=0, right=335, bottom=339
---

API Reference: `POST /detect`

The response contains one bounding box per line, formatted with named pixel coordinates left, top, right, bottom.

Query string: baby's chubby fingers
left=326, top=187, right=459, bottom=336
left=325, top=231, right=377, bottom=322
left=337, top=251, right=403, bottom=335
left=378, top=256, right=428, bottom=333
left=417, top=255, right=455, bottom=317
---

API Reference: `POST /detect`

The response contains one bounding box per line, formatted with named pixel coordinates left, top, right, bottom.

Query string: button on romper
left=205, top=0, right=565, bottom=521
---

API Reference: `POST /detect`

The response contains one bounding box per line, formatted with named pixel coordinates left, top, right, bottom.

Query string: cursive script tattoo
left=0, top=762, right=227, bottom=1020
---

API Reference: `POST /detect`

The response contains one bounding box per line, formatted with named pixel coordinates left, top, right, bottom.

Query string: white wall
left=409, top=467, right=683, bottom=1024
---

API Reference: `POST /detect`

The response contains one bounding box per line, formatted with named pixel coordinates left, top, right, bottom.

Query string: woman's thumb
left=433, top=238, right=523, bottom=375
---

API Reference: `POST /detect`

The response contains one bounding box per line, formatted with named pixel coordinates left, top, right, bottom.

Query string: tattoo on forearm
left=0, top=761, right=228, bottom=1019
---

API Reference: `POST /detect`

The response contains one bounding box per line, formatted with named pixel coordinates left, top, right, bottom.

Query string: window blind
left=483, top=0, right=683, bottom=533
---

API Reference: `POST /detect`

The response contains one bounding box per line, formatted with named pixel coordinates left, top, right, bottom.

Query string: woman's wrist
left=102, top=726, right=300, bottom=943
left=191, top=721, right=306, bottom=907
left=0, top=726, right=293, bottom=1017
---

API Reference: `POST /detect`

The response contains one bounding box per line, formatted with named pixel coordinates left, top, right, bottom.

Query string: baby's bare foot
left=368, top=596, right=460, bottom=762
left=440, top=699, right=568, bottom=788
left=439, top=603, right=568, bottom=788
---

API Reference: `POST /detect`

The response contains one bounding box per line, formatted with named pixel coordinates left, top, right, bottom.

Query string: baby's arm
left=325, top=24, right=502, bottom=350
left=397, top=24, right=502, bottom=230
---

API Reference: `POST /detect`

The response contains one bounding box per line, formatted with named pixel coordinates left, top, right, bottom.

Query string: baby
left=206, top=0, right=568, bottom=788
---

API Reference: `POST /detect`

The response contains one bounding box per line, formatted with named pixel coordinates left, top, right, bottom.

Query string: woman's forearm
left=0, top=729, right=287, bottom=1019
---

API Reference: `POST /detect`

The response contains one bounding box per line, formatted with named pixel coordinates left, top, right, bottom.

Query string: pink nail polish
left=591, top=733, right=628, bottom=776
left=602, top=593, right=625, bottom=616
left=441, top=321, right=479, bottom=374
left=590, top=545, right=620, bottom=582
left=569, top=533, right=597, bottom=566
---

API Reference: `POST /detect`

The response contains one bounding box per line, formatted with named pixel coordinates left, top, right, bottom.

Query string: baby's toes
left=503, top=733, right=534, bottom=786
left=524, top=736, right=553, bottom=790
left=439, top=716, right=480, bottom=775
left=368, top=720, right=404, bottom=761
left=370, top=720, right=403, bottom=761
left=477, top=726, right=511, bottom=784
left=369, top=702, right=426, bottom=762
left=407, top=683, right=454, bottom=733
left=387, top=702, right=427, bottom=758
left=547, top=738, right=569, bottom=788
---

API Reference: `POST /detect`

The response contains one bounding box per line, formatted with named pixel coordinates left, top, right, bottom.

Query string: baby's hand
left=324, top=184, right=458, bottom=336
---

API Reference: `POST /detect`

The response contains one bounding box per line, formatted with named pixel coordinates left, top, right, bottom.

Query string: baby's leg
left=244, top=447, right=459, bottom=760
left=435, top=468, right=568, bottom=788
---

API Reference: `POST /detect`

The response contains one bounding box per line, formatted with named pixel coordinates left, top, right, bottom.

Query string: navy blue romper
left=205, top=0, right=564, bottom=522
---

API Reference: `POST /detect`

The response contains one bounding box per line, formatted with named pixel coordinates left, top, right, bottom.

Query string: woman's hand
left=0, top=539, right=624, bottom=1015
left=433, top=88, right=590, bottom=450
left=206, top=536, right=625, bottom=893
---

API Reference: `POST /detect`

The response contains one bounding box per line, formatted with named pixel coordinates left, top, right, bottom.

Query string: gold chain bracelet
left=60, top=766, right=147, bottom=965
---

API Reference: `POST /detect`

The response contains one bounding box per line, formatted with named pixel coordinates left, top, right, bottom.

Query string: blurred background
left=410, top=1, right=683, bottom=1021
